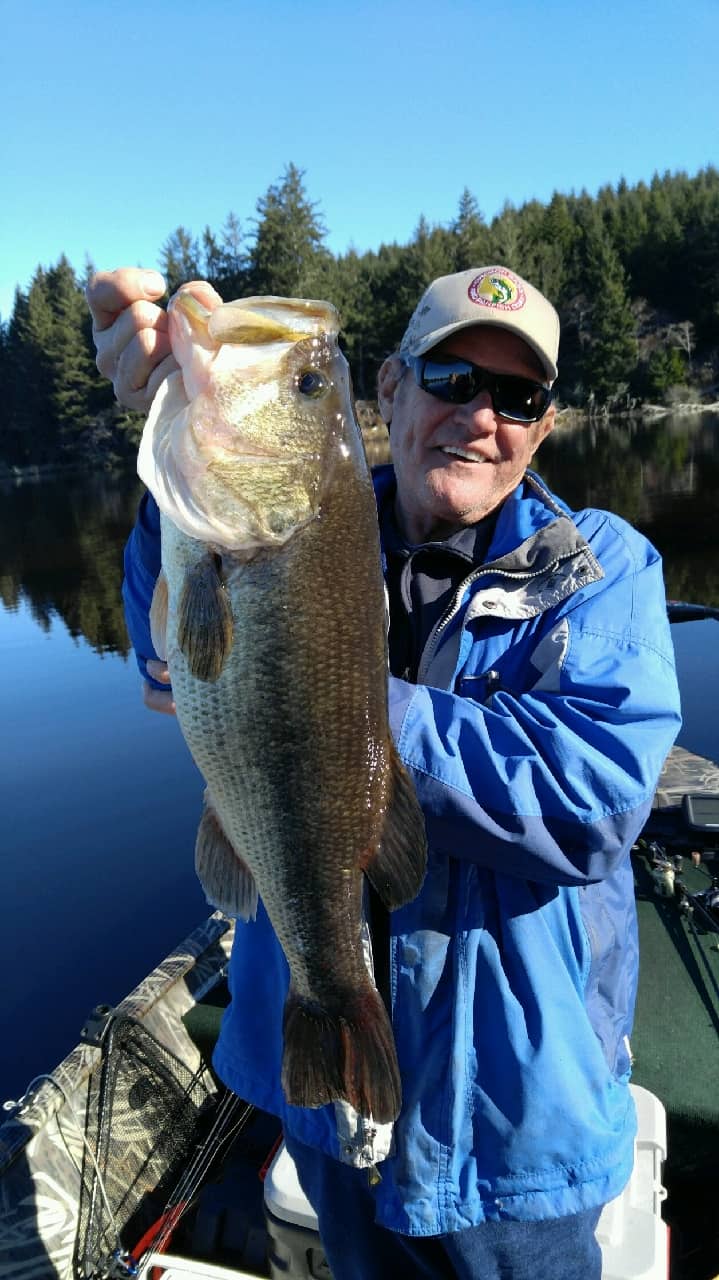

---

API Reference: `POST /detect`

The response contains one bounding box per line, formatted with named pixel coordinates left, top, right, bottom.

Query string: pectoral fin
left=149, top=571, right=169, bottom=661
left=195, top=794, right=258, bottom=921
left=362, top=744, right=427, bottom=910
left=177, top=555, right=233, bottom=682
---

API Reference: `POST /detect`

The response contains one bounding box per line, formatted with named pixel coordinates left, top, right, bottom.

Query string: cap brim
left=404, top=318, right=558, bottom=385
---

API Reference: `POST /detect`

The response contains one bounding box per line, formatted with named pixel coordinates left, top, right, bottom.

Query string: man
left=88, top=264, right=681, bottom=1279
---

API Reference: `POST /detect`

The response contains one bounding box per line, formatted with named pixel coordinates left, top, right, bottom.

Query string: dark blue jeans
left=283, top=1132, right=604, bottom=1280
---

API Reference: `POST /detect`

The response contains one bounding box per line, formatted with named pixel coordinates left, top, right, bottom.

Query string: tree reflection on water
left=538, top=411, right=719, bottom=607
left=0, top=468, right=144, bottom=655
left=0, top=412, right=717, bottom=660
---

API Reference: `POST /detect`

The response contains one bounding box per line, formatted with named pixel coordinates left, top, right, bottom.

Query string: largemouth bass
left=138, top=290, right=427, bottom=1124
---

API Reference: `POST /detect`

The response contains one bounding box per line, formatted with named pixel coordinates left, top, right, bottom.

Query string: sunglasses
left=404, top=355, right=553, bottom=424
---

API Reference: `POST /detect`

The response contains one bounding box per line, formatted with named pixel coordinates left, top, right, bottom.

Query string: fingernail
left=142, top=270, right=166, bottom=297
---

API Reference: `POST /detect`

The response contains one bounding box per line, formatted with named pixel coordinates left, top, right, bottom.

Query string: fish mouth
left=440, top=445, right=490, bottom=463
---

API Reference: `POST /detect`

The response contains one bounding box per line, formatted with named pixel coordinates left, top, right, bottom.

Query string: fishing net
left=74, top=1012, right=214, bottom=1278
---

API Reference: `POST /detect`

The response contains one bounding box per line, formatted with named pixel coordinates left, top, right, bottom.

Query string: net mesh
left=75, top=1013, right=213, bottom=1278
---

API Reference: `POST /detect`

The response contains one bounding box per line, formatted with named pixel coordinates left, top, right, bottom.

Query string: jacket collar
left=372, top=465, right=599, bottom=589
left=372, top=466, right=604, bottom=686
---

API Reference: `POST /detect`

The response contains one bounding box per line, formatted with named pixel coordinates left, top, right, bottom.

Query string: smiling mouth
left=440, top=446, right=489, bottom=463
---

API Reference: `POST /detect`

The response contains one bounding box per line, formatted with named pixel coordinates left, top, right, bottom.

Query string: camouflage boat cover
left=0, top=912, right=234, bottom=1280
left=653, top=744, right=719, bottom=809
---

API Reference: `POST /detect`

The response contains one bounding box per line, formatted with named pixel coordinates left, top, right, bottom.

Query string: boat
left=2, top=608, right=718, bottom=1280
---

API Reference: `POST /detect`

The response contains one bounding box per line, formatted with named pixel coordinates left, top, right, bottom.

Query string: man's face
left=379, top=327, right=556, bottom=543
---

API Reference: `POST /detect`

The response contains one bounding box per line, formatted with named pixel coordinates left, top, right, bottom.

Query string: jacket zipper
left=417, top=549, right=582, bottom=684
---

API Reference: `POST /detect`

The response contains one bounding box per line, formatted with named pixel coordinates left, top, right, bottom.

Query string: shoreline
left=2, top=401, right=717, bottom=485
left=0, top=457, right=136, bottom=487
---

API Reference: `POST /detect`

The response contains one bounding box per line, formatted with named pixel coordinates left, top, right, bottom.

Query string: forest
left=1, top=163, right=718, bottom=467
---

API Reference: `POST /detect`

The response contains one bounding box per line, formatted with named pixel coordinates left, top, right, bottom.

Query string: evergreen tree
left=3, top=274, right=56, bottom=461
left=248, top=163, right=330, bottom=297
left=160, top=227, right=202, bottom=293
left=329, top=249, right=376, bottom=397
left=201, top=226, right=225, bottom=285
left=534, top=193, right=577, bottom=300
left=581, top=228, right=638, bottom=403
left=644, top=346, right=687, bottom=398
left=216, top=211, right=248, bottom=296
left=489, top=201, right=520, bottom=267
left=44, top=257, right=102, bottom=448
left=405, top=216, right=455, bottom=294
left=452, top=188, right=490, bottom=269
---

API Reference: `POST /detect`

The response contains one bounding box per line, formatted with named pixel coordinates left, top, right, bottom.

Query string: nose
left=455, top=389, right=498, bottom=435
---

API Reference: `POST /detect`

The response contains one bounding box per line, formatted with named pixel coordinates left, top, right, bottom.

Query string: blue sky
left=2, top=0, right=718, bottom=322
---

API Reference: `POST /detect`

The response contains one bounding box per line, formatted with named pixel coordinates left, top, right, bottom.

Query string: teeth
left=441, top=446, right=486, bottom=462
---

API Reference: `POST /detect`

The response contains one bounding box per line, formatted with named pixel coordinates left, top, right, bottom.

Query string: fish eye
left=297, top=369, right=328, bottom=398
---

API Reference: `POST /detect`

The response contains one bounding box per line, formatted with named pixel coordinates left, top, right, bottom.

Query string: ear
left=528, top=402, right=556, bottom=458
left=377, top=355, right=405, bottom=424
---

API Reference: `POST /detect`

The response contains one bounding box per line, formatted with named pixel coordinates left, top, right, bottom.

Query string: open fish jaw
left=138, top=294, right=347, bottom=551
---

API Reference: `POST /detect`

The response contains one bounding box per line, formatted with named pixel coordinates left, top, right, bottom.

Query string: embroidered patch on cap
left=468, top=268, right=526, bottom=312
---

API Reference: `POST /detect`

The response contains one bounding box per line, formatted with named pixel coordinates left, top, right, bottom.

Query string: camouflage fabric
left=0, top=912, right=234, bottom=1280
left=653, top=744, right=719, bottom=809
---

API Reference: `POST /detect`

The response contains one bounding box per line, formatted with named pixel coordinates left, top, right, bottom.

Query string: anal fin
left=362, top=743, right=427, bottom=910
left=195, top=794, right=257, bottom=921
left=178, top=554, right=233, bottom=682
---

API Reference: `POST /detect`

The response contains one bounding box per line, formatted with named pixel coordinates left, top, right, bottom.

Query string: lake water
left=1, top=413, right=719, bottom=1104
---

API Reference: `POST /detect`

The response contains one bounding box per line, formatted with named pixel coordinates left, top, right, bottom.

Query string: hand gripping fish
left=138, top=290, right=427, bottom=1124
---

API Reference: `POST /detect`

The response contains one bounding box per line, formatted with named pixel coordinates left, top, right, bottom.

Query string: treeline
left=2, top=163, right=718, bottom=466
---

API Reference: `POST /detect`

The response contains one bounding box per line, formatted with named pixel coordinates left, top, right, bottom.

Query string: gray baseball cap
left=399, top=266, right=560, bottom=384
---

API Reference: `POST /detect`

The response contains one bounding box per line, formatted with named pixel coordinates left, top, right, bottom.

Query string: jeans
left=283, top=1132, right=604, bottom=1280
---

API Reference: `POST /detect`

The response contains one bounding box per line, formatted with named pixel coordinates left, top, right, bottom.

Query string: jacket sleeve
left=121, top=491, right=167, bottom=689
left=388, top=524, right=681, bottom=887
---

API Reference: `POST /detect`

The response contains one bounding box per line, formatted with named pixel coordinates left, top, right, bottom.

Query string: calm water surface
left=1, top=413, right=718, bottom=1103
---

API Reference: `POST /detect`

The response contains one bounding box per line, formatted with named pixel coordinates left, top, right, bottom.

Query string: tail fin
left=281, top=983, right=401, bottom=1124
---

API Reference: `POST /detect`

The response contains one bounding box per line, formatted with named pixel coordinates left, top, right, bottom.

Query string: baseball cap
left=399, top=266, right=560, bottom=385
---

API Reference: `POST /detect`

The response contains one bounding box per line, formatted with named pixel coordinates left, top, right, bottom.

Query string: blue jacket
left=123, top=466, right=681, bottom=1236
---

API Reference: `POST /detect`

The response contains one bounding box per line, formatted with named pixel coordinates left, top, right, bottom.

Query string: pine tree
left=534, top=193, right=577, bottom=300
left=160, top=227, right=202, bottom=293
left=248, top=164, right=330, bottom=297
left=3, top=274, right=56, bottom=461
left=329, top=249, right=376, bottom=397
left=216, top=212, right=248, bottom=296
left=452, top=188, right=490, bottom=270
left=490, top=201, right=523, bottom=271
left=201, top=226, right=225, bottom=285
left=581, top=228, right=638, bottom=403
left=44, top=257, right=102, bottom=448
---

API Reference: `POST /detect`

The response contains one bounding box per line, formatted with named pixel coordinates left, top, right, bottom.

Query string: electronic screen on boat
left=682, top=793, right=719, bottom=832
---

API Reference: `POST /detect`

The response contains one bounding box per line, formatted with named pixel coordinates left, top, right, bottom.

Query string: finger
left=87, top=267, right=167, bottom=332
left=147, top=659, right=171, bottom=683
left=113, top=320, right=174, bottom=401
left=143, top=353, right=180, bottom=408
left=143, top=682, right=177, bottom=716
left=94, top=299, right=169, bottom=381
left=176, top=279, right=224, bottom=311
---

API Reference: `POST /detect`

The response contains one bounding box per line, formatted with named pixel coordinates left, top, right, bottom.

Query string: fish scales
left=140, top=291, right=427, bottom=1123
left=163, top=471, right=389, bottom=997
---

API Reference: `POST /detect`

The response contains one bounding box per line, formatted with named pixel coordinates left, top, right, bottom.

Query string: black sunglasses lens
left=493, top=374, right=550, bottom=422
left=412, top=357, right=550, bottom=422
left=419, top=359, right=479, bottom=403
